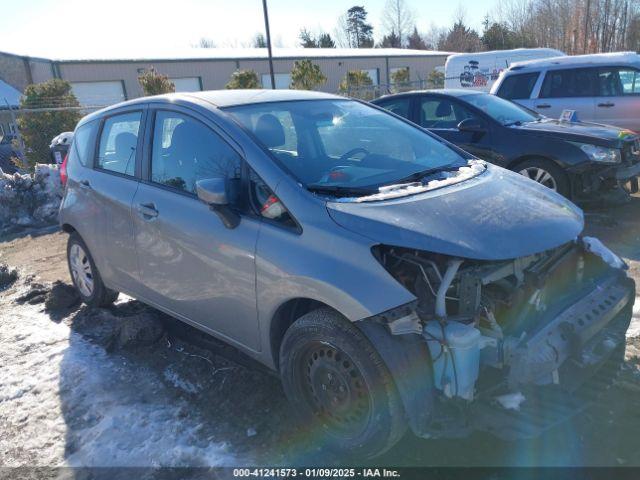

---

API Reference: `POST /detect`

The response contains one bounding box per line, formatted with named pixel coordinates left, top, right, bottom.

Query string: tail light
left=60, top=153, right=69, bottom=186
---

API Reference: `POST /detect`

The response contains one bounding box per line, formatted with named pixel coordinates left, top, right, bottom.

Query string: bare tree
left=194, top=38, right=216, bottom=48
left=381, top=0, right=415, bottom=47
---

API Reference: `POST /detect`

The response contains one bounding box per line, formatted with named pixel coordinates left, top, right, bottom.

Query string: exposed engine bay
left=372, top=237, right=633, bottom=407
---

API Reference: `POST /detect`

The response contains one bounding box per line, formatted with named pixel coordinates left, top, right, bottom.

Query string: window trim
left=93, top=107, right=146, bottom=179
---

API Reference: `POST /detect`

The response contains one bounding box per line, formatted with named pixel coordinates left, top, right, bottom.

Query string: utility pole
left=262, top=0, right=276, bottom=89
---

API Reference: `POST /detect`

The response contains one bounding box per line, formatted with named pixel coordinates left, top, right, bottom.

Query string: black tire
left=67, top=232, right=118, bottom=308
left=279, top=308, right=406, bottom=459
left=514, top=157, right=571, bottom=197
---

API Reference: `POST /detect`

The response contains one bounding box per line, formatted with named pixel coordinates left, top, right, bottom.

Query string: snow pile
left=0, top=164, right=63, bottom=230
left=0, top=300, right=237, bottom=467
left=336, top=160, right=486, bottom=203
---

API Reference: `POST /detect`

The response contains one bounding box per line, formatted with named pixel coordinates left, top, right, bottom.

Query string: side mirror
left=457, top=118, right=487, bottom=134
left=196, top=177, right=240, bottom=229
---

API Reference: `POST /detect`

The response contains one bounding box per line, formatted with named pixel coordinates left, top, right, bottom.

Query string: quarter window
left=150, top=111, right=242, bottom=194
left=70, top=121, right=96, bottom=167
left=539, top=68, right=597, bottom=98
left=496, top=72, right=540, bottom=100
left=97, top=112, right=141, bottom=176
left=377, top=97, right=411, bottom=119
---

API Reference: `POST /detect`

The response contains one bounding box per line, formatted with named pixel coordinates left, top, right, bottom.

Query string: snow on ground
left=628, top=297, right=640, bottom=338
left=0, top=301, right=237, bottom=467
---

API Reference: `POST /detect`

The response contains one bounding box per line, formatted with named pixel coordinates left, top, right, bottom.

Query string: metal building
left=0, top=48, right=450, bottom=108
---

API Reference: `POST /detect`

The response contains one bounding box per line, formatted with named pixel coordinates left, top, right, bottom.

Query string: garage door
left=261, top=73, right=291, bottom=89
left=71, top=81, right=126, bottom=108
left=171, top=77, right=202, bottom=92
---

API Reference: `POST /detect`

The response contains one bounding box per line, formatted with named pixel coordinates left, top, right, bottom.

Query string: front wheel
left=515, top=158, right=570, bottom=197
left=279, top=308, right=406, bottom=459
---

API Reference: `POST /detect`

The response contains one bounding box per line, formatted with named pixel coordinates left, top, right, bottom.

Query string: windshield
left=461, top=93, right=540, bottom=126
left=225, top=99, right=466, bottom=191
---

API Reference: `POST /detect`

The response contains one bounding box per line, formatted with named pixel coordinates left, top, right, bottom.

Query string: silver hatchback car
left=60, top=90, right=635, bottom=458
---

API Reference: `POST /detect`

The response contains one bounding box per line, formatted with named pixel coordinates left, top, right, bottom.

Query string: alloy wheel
left=519, top=166, right=558, bottom=191
left=69, top=243, right=94, bottom=297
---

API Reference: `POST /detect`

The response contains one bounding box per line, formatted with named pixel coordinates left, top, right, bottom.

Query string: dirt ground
left=1, top=199, right=640, bottom=468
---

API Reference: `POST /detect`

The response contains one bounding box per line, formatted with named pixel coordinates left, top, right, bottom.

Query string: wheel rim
left=519, top=166, right=558, bottom=191
left=69, top=243, right=94, bottom=297
left=296, top=342, right=372, bottom=436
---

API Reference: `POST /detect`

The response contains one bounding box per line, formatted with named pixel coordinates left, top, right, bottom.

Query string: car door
left=131, top=106, right=261, bottom=351
left=90, top=108, right=146, bottom=291
left=594, top=66, right=640, bottom=131
left=415, top=95, right=497, bottom=161
left=534, top=67, right=597, bottom=121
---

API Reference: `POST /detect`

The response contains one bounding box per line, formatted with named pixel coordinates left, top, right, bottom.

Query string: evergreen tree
left=225, top=70, right=260, bottom=89
left=339, top=70, right=373, bottom=92
left=299, top=29, right=336, bottom=48
left=482, top=22, right=518, bottom=50
left=427, top=70, right=445, bottom=88
left=346, top=6, right=374, bottom=48
left=438, top=21, right=483, bottom=52
left=253, top=33, right=267, bottom=48
left=17, top=79, right=81, bottom=167
left=317, top=33, right=336, bottom=48
left=407, top=26, right=428, bottom=49
left=380, top=30, right=401, bottom=47
left=290, top=60, right=327, bottom=90
left=138, top=67, right=175, bottom=96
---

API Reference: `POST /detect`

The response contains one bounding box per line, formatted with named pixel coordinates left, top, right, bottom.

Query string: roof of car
left=78, top=89, right=346, bottom=125
left=374, top=89, right=485, bottom=101
left=508, top=51, right=640, bottom=71
left=187, top=89, right=343, bottom=107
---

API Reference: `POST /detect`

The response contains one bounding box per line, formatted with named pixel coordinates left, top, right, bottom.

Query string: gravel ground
left=1, top=198, right=640, bottom=468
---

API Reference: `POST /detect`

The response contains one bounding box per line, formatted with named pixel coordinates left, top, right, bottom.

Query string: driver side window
left=151, top=111, right=241, bottom=195
left=419, top=98, right=475, bottom=129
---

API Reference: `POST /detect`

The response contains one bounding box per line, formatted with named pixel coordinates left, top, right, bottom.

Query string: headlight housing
left=570, top=142, right=621, bottom=164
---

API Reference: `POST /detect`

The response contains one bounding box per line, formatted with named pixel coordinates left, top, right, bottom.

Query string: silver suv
left=491, top=52, right=640, bottom=132
left=59, top=90, right=635, bottom=458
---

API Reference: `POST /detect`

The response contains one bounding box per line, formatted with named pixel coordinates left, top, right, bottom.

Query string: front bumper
left=470, top=274, right=635, bottom=440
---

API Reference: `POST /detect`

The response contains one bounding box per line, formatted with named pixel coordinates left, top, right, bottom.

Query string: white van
left=445, top=48, right=565, bottom=92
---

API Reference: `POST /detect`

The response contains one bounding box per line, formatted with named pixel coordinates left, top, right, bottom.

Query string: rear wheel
left=67, top=233, right=118, bottom=307
left=515, top=158, right=570, bottom=197
left=279, top=308, right=406, bottom=459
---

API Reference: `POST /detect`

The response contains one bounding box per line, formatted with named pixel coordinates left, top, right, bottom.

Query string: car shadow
left=55, top=296, right=640, bottom=470
left=584, top=195, right=640, bottom=261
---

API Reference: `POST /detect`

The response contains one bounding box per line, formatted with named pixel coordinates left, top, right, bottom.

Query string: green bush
left=290, top=60, right=327, bottom=90
left=138, top=67, right=175, bottom=96
left=17, top=79, right=81, bottom=169
left=226, top=70, right=260, bottom=89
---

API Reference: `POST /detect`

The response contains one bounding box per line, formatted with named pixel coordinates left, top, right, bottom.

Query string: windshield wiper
left=383, top=164, right=466, bottom=186
left=504, top=120, right=523, bottom=127
left=306, top=184, right=378, bottom=197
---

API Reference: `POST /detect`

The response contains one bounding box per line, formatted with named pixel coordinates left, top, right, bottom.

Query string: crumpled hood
left=515, top=119, right=633, bottom=146
left=327, top=165, right=584, bottom=261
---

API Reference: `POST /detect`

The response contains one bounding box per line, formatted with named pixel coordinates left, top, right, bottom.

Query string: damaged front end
left=370, top=237, right=635, bottom=439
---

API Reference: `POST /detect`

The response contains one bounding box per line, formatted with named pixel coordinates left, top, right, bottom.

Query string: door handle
left=137, top=203, right=159, bottom=219
left=78, top=179, right=92, bottom=189
left=536, top=104, right=551, bottom=109
left=597, top=102, right=615, bottom=108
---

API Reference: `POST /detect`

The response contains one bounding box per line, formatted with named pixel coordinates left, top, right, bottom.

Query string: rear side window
left=540, top=68, right=597, bottom=98
left=69, top=120, right=97, bottom=167
left=496, top=72, right=540, bottom=100
left=376, top=97, right=411, bottom=119
left=151, top=111, right=242, bottom=194
left=598, top=67, right=640, bottom=96
left=97, top=112, right=141, bottom=176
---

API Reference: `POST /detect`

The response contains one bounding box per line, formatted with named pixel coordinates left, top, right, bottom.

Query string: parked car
left=373, top=89, right=640, bottom=199
left=491, top=52, right=640, bottom=132
left=60, top=90, right=635, bottom=458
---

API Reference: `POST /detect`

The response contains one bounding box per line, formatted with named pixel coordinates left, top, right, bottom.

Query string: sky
left=0, top=0, right=500, bottom=58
